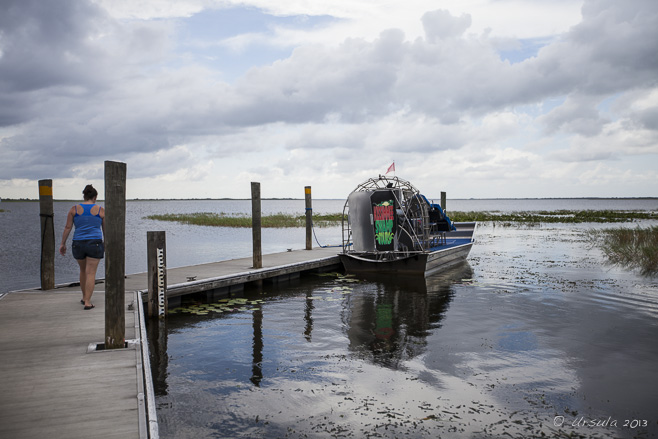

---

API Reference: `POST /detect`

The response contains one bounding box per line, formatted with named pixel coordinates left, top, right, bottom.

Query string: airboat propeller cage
left=344, top=176, right=430, bottom=253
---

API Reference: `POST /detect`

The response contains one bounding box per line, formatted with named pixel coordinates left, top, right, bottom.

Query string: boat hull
left=340, top=241, right=473, bottom=277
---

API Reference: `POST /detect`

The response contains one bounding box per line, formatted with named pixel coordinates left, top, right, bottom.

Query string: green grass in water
left=146, top=210, right=657, bottom=228
left=589, top=226, right=658, bottom=276
left=145, top=212, right=345, bottom=228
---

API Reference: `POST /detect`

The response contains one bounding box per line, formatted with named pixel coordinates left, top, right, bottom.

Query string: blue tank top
left=73, top=204, right=103, bottom=241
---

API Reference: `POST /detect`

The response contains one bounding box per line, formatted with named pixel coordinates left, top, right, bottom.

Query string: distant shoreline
left=1, top=197, right=306, bottom=202
left=2, top=197, right=657, bottom=202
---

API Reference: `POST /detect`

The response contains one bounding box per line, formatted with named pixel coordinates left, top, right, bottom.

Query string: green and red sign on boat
left=371, top=191, right=396, bottom=251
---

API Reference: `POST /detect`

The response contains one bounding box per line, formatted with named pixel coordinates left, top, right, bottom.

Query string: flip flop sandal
left=84, top=305, right=95, bottom=310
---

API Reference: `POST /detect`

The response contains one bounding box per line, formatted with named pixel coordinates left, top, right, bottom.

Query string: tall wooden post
left=441, top=191, right=447, bottom=212
left=38, top=179, right=55, bottom=290
left=147, top=231, right=167, bottom=319
left=305, top=186, right=312, bottom=250
left=251, top=182, right=262, bottom=269
left=105, top=161, right=126, bottom=349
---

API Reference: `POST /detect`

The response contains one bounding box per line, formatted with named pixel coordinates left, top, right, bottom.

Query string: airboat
left=340, top=176, right=476, bottom=276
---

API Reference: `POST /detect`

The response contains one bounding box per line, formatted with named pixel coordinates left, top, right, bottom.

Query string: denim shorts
left=72, top=239, right=104, bottom=260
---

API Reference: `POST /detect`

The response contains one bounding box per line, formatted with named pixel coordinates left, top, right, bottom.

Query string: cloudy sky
left=1, top=0, right=656, bottom=200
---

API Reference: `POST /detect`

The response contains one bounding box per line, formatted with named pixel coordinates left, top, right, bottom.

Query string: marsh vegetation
left=589, top=226, right=658, bottom=276
left=145, top=212, right=345, bottom=228
left=147, top=209, right=657, bottom=228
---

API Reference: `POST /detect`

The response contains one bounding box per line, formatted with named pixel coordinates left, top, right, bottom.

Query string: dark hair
left=82, top=184, right=98, bottom=201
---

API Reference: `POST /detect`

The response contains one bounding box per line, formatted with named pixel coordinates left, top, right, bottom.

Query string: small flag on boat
left=386, top=162, right=395, bottom=174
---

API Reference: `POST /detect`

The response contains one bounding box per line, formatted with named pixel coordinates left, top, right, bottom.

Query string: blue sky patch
left=499, top=37, right=552, bottom=64
left=174, top=7, right=340, bottom=81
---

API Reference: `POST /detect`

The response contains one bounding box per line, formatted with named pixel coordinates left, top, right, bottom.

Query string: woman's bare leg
left=83, top=257, right=101, bottom=307
left=77, top=259, right=87, bottom=303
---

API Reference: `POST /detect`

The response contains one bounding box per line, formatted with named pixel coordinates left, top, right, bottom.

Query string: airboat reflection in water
left=346, top=262, right=473, bottom=369
left=340, top=176, right=476, bottom=276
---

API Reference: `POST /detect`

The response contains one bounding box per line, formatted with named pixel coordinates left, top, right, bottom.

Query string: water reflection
left=150, top=263, right=472, bottom=394
left=250, top=307, right=263, bottom=387
left=346, top=263, right=472, bottom=369
left=303, top=292, right=313, bottom=342
left=148, top=264, right=471, bottom=390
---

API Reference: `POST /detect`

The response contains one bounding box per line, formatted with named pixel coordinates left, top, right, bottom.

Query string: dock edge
left=136, top=290, right=160, bottom=438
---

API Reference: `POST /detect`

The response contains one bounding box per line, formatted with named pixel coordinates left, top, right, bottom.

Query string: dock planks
left=159, top=246, right=342, bottom=297
left=0, top=290, right=142, bottom=439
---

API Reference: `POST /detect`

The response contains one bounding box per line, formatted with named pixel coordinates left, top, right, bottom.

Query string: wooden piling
left=305, top=186, right=312, bottom=250
left=251, top=182, right=262, bottom=269
left=147, top=231, right=167, bottom=319
left=38, top=179, right=55, bottom=290
left=104, top=161, right=127, bottom=349
left=441, top=191, right=447, bottom=212
left=146, top=310, right=168, bottom=392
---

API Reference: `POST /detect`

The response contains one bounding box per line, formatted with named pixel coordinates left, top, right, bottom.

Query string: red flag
left=386, top=162, right=395, bottom=174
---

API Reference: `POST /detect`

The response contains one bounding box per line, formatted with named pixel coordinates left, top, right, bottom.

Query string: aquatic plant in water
left=146, top=210, right=657, bottom=228
left=589, top=226, right=658, bottom=276
left=169, top=297, right=265, bottom=315
left=145, top=212, right=345, bottom=228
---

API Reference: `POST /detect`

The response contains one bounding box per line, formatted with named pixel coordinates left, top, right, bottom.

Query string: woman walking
left=59, top=185, right=105, bottom=310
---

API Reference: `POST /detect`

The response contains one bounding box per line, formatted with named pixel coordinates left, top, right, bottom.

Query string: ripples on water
left=151, top=223, right=658, bottom=439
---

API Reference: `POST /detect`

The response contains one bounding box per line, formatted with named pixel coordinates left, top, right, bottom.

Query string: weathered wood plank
left=0, top=408, right=138, bottom=439
left=0, top=291, right=142, bottom=439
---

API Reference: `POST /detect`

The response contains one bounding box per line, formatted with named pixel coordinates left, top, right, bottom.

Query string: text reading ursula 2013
left=553, top=416, right=649, bottom=430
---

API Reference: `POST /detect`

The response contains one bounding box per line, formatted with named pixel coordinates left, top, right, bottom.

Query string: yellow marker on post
left=305, top=186, right=312, bottom=250
left=39, top=185, right=53, bottom=197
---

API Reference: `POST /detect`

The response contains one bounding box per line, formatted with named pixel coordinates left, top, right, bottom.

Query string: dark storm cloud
left=0, top=0, right=114, bottom=178
left=0, top=0, right=108, bottom=99
left=0, top=0, right=178, bottom=179
left=637, top=107, right=658, bottom=131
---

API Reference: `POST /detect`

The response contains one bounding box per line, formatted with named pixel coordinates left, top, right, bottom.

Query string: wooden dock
left=0, top=290, right=149, bottom=439
left=146, top=246, right=341, bottom=298
left=0, top=246, right=342, bottom=438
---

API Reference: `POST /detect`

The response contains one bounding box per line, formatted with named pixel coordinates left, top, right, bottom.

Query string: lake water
left=2, top=198, right=658, bottom=438
left=151, top=220, right=658, bottom=439
left=1, top=198, right=656, bottom=293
